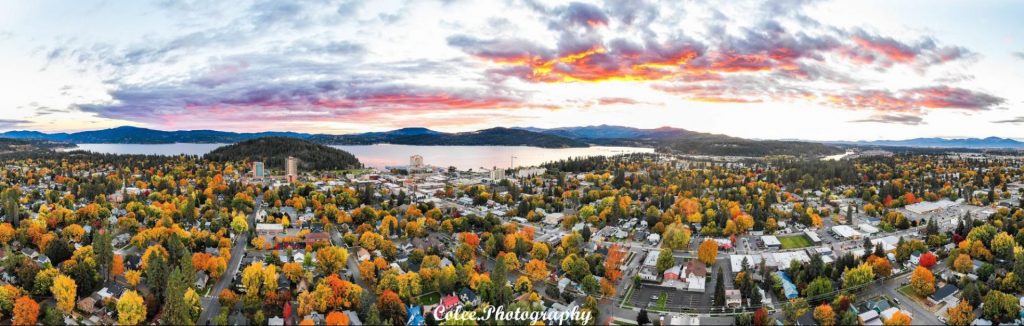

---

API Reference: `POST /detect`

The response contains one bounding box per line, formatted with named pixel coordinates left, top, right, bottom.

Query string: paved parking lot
left=630, top=284, right=710, bottom=311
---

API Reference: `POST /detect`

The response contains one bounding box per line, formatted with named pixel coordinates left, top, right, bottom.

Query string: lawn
left=419, top=292, right=441, bottom=305
left=778, top=234, right=813, bottom=249
left=655, top=292, right=668, bottom=310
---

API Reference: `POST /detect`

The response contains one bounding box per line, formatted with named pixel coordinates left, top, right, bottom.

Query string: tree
left=909, top=266, right=935, bottom=296
left=636, top=308, right=651, bottom=325
left=144, top=249, right=169, bottom=299
left=185, top=288, right=202, bottom=321
left=316, top=246, right=349, bottom=275
left=698, top=239, right=718, bottom=265
left=162, top=267, right=192, bottom=325
left=560, top=254, right=590, bottom=282
left=946, top=300, right=974, bottom=326
left=51, top=274, right=76, bottom=315
left=813, top=304, right=835, bottom=326
left=713, top=269, right=726, bottom=307
left=655, top=248, right=674, bottom=274
left=982, top=290, right=1020, bottom=323
left=376, top=290, right=406, bottom=325
left=125, top=270, right=141, bottom=287
left=524, top=259, right=549, bottom=282
left=117, top=290, right=146, bottom=325
left=326, top=311, right=349, bottom=326
left=841, top=263, right=874, bottom=289
left=883, top=310, right=911, bottom=326
left=805, top=277, right=833, bottom=300
left=663, top=223, right=691, bottom=250
left=918, top=252, right=936, bottom=268
left=12, top=296, right=38, bottom=325
left=231, top=213, right=249, bottom=234
left=396, top=272, right=422, bottom=302
left=953, top=254, right=973, bottom=273
left=782, top=298, right=809, bottom=324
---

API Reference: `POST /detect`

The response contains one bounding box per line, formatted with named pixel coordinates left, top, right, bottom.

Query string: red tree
left=753, top=308, right=769, bottom=326
left=919, top=252, right=937, bottom=268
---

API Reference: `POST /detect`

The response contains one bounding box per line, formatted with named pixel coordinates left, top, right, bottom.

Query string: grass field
left=655, top=292, right=668, bottom=310
left=419, top=292, right=441, bottom=305
left=778, top=234, right=813, bottom=249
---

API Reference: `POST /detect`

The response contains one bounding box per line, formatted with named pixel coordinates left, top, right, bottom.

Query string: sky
left=1, top=0, right=1023, bottom=141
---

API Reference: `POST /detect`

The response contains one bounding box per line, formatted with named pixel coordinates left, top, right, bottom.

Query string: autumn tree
left=125, top=270, right=141, bottom=287
left=982, top=290, right=1020, bottom=323
left=525, top=259, right=549, bottom=282
left=919, top=252, right=936, bottom=268
left=883, top=310, right=911, bottom=326
left=326, top=311, right=349, bottom=326
left=813, top=304, right=835, bottom=326
left=316, top=246, right=349, bottom=275
left=117, top=290, right=146, bottom=325
left=910, top=266, right=935, bottom=296
left=663, top=223, right=691, bottom=250
left=605, top=244, right=626, bottom=282
left=842, top=263, right=875, bottom=289
left=946, top=300, right=974, bottom=326
left=697, top=239, right=718, bottom=265
left=377, top=290, right=407, bottom=325
left=12, top=296, right=38, bottom=326
left=51, top=274, right=76, bottom=315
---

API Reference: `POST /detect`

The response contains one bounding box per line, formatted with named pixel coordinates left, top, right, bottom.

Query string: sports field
left=778, top=234, right=813, bottom=249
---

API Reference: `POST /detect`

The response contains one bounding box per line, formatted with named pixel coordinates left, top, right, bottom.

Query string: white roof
left=858, top=223, right=880, bottom=234
left=767, top=251, right=811, bottom=269
left=256, top=223, right=284, bottom=231
left=687, top=277, right=706, bottom=292
left=730, top=255, right=762, bottom=271
left=831, top=225, right=862, bottom=238
left=761, top=235, right=781, bottom=246
left=905, top=199, right=958, bottom=214
left=804, top=229, right=821, bottom=242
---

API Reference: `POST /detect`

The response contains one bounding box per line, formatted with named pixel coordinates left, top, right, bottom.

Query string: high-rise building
left=252, top=161, right=265, bottom=179
left=286, top=156, right=298, bottom=182
left=410, top=155, right=424, bottom=168
left=490, top=168, right=506, bottom=181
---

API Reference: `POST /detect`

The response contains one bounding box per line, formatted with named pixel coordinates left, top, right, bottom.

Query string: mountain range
left=2, top=125, right=1023, bottom=156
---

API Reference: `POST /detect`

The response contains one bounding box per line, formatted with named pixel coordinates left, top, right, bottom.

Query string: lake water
left=68, top=143, right=654, bottom=170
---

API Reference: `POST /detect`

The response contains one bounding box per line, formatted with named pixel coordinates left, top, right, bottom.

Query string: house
left=777, top=271, right=799, bottom=299
left=433, top=294, right=460, bottom=317
left=195, top=271, right=210, bottom=289
left=761, top=235, right=781, bottom=250
left=304, top=232, right=331, bottom=246
left=256, top=223, right=285, bottom=236
left=859, top=310, right=882, bottom=326
left=928, top=283, right=959, bottom=305
left=268, top=316, right=285, bottom=326
left=664, top=265, right=682, bottom=281
left=408, top=305, right=425, bottom=326
left=77, top=297, right=98, bottom=314
left=638, top=266, right=660, bottom=282
left=681, top=260, right=707, bottom=292
left=725, top=289, right=742, bottom=308
left=647, top=233, right=661, bottom=245
left=458, top=288, right=480, bottom=306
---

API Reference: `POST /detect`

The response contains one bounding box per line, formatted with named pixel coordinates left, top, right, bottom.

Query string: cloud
left=1013, top=51, right=1024, bottom=60
left=993, top=117, right=1024, bottom=124
left=850, top=114, right=925, bottom=125
left=825, top=86, right=1003, bottom=112
left=0, top=119, right=31, bottom=130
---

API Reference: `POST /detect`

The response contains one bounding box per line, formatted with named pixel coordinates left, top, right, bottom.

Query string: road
left=197, top=197, right=260, bottom=325
left=860, top=271, right=943, bottom=326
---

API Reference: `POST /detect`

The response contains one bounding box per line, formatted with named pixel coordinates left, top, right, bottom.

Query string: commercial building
left=831, top=225, right=862, bottom=239
left=252, top=162, right=265, bottom=179
left=286, top=156, right=298, bottom=183
left=761, top=235, right=781, bottom=249
left=490, top=168, right=506, bottom=181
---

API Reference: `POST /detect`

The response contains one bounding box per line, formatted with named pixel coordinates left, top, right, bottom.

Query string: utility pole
left=510, top=155, right=517, bottom=168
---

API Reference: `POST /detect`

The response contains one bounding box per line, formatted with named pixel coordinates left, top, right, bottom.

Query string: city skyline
left=2, top=0, right=1024, bottom=141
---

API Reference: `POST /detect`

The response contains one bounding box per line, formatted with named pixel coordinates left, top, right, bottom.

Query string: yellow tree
left=117, top=290, right=146, bottom=325
left=125, top=270, right=142, bottom=287
left=51, top=274, right=76, bottom=314
left=910, top=266, right=935, bottom=296
left=316, top=246, right=349, bottom=275
left=947, top=300, right=974, bottom=326
left=698, top=239, right=719, bottom=265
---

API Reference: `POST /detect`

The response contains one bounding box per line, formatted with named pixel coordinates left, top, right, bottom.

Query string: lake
left=68, top=143, right=654, bottom=170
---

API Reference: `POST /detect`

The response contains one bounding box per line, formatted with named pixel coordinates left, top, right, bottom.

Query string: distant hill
left=523, top=125, right=842, bottom=156
left=3, top=126, right=584, bottom=148
left=0, top=126, right=312, bottom=144
left=830, top=137, right=1024, bottom=149
left=205, top=137, right=361, bottom=171
left=0, top=137, right=72, bottom=154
